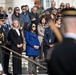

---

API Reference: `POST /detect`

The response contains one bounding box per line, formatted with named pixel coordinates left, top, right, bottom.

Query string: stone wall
left=0, top=0, right=12, bottom=10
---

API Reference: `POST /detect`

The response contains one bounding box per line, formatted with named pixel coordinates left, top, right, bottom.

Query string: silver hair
left=12, top=19, right=20, bottom=29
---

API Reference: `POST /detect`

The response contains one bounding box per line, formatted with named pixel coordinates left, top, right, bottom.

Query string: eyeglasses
left=32, top=26, right=36, bottom=28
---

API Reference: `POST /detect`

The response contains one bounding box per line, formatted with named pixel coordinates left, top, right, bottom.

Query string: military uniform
left=0, top=25, right=6, bottom=70
left=0, top=14, right=7, bottom=73
left=48, top=8, right=76, bottom=75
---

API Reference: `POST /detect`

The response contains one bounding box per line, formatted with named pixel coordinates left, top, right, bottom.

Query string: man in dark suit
left=48, top=8, right=76, bottom=75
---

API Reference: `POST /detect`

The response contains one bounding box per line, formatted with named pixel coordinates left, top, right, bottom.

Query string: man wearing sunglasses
left=21, top=5, right=31, bottom=32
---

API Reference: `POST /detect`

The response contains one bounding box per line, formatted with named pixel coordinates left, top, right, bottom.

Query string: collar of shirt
left=64, top=33, right=76, bottom=40
left=13, top=28, right=20, bottom=36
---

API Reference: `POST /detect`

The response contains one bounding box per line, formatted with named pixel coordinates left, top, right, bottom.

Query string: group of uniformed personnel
left=0, top=14, right=12, bottom=75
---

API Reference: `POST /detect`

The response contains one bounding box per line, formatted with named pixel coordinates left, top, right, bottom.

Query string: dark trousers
left=3, top=45, right=11, bottom=74
left=46, top=47, right=54, bottom=60
left=0, top=47, right=2, bottom=63
left=13, top=52, right=22, bottom=75
left=0, top=46, right=4, bottom=71
left=40, top=43, right=44, bottom=59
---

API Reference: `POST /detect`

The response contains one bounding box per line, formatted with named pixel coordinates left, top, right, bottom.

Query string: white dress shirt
left=13, top=28, right=20, bottom=36
left=64, top=32, right=76, bottom=40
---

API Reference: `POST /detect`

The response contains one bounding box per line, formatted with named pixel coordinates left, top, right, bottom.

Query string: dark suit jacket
left=9, top=29, right=23, bottom=52
left=30, top=12, right=39, bottom=25
left=48, top=38, right=76, bottom=75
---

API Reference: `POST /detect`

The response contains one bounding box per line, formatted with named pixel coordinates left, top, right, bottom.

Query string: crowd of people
left=0, top=1, right=75, bottom=75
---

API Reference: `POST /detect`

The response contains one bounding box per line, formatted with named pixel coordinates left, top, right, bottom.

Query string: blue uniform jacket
left=25, top=31, right=40, bottom=56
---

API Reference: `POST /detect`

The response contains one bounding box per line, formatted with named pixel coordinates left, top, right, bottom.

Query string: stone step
left=8, top=52, right=47, bottom=74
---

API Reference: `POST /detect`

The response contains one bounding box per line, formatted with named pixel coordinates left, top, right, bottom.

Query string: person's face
left=13, top=21, right=19, bottom=28
left=16, top=8, right=20, bottom=14
left=41, top=18, right=46, bottom=24
left=60, top=5, right=64, bottom=9
left=51, top=2, right=56, bottom=8
left=66, top=3, right=70, bottom=8
left=32, top=24, right=36, bottom=31
left=32, top=7, right=37, bottom=13
left=0, top=20, right=4, bottom=26
left=8, top=9, right=12, bottom=13
left=22, top=7, right=27, bottom=13
left=50, top=14, right=55, bottom=19
left=57, top=19, right=61, bottom=25
left=4, top=19, right=7, bottom=24
left=25, top=6, right=29, bottom=11
left=53, top=10, right=57, bottom=15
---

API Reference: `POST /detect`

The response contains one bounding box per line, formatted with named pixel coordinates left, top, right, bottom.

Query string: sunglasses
left=32, top=26, right=36, bottom=28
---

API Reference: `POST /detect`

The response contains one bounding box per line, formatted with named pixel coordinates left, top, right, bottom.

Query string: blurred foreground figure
left=48, top=8, right=76, bottom=75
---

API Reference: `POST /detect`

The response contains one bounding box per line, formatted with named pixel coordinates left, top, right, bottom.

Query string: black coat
left=48, top=38, right=76, bottom=75
left=9, top=29, right=23, bottom=52
left=30, top=12, right=39, bottom=25
left=9, top=29, right=23, bottom=74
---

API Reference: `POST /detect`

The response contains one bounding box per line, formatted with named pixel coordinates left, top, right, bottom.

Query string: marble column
left=12, top=0, right=34, bottom=11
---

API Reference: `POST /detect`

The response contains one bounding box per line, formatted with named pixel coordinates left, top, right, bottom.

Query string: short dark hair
left=21, top=5, right=26, bottom=9
left=25, top=5, right=28, bottom=7
left=8, top=7, right=12, bottom=10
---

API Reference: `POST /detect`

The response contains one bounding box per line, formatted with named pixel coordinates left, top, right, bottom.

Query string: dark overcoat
left=48, top=38, right=76, bottom=75
left=9, top=28, right=23, bottom=74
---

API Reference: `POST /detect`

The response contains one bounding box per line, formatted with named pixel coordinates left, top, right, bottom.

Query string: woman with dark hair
left=12, top=7, right=24, bottom=30
left=25, top=23, right=40, bottom=74
left=37, top=16, right=47, bottom=59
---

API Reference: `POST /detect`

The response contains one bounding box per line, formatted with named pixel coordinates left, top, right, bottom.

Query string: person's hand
left=49, top=44, right=54, bottom=47
left=17, top=44, right=20, bottom=48
left=34, top=45, right=37, bottom=49
left=32, top=18, right=36, bottom=21
left=36, top=46, right=39, bottom=49
left=19, top=44, right=23, bottom=48
left=34, top=45, right=39, bottom=49
left=20, top=27, right=23, bottom=30
left=0, top=41, right=2, bottom=44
